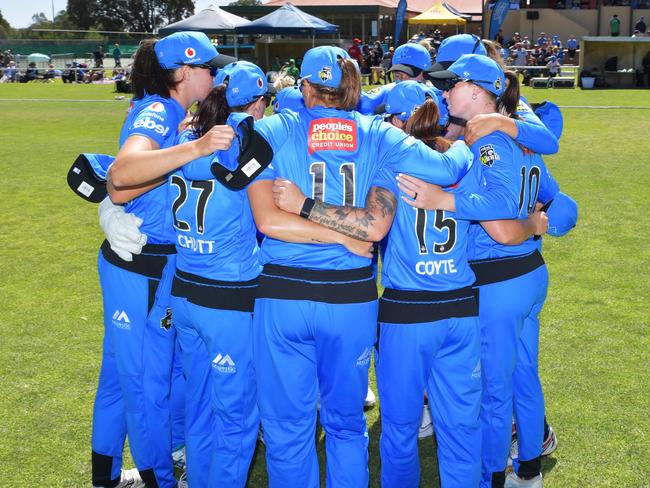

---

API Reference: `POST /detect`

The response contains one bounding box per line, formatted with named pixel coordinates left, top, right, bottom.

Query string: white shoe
left=365, top=386, right=376, bottom=408
left=117, top=469, right=144, bottom=488
left=505, top=472, right=543, bottom=488
left=418, top=403, right=434, bottom=439
left=541, top=426, right=558, bottom=456
left=510, top=425, right=558, bottom=461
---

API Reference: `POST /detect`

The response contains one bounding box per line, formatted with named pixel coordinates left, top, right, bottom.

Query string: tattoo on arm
left=308, top=186, right=397, bottom=241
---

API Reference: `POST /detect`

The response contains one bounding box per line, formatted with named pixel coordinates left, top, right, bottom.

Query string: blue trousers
left=254, top=297, right=377, bottom=488
left=477, top=265, right=548, bottom=488
left=92, top=253, right=177, bottom=488
left=171, top=295, right=258, bottom=488
left=377, top=316, right=481, bottom=488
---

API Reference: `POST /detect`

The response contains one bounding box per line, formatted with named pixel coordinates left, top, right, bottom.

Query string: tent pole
left=313, top=30, right=315, bottom=47
left=234, top=33, right=239, bottom=58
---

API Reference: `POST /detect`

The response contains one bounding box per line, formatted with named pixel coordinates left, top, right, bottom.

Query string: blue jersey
left=380, top=157, right=482, bottom=291
left=253, top=106, right=472, bottom=270
left=454, top=133, right=559, bottom=260
left=119, top=95, right=185, bottom=244
left=168, top=130, right=260, bottom=282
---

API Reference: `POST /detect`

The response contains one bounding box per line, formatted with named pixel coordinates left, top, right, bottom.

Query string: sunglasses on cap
left=178, top=63, right=218, bottom=77
left=444, top=77, right=493, bottom=91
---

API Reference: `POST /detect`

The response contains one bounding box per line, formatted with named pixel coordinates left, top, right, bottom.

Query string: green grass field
left=0, top=82, right=649, bottom=487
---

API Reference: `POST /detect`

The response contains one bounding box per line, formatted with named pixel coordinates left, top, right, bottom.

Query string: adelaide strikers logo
left=184, top=47, right=196, bottom=59
left=318, top=66, right=333, bottom=83
left=494, top=78, right=502, bottom=91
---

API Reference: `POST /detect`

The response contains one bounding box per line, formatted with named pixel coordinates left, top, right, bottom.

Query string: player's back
left=168, top=131, right=260, bottom=282
left=469, top=148, right=558, bottom=261
left=382, top=157, right=481, bottom=291
left=254, top=106, right=390, bottom=270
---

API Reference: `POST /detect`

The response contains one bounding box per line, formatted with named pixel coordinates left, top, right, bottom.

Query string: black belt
left=470, top=249, right=545, bottom=287
left=101, top=239, right=175, bottom=279
left=379, top=286, right=478, bottom=324
left=257, top=264, right=378, bottom=304
left=171, top=269, right=257, bottom=312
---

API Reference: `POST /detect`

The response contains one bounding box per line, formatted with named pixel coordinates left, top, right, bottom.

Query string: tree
left=67, top=0, right=97, bottom=30
left=229, top=0, right=262, bottom=5
left=82, top=0, right=194, bottom=33
left=0, top=9, right=11, bottom=39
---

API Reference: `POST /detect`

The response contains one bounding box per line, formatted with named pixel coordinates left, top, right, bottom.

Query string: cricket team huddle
left=76, top=28, right=578, bottom=488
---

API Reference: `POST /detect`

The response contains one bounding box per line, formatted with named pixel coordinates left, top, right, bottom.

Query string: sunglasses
left=179, top=63, right=218, bottom=77
left=444, top=77, right=492, bottom=91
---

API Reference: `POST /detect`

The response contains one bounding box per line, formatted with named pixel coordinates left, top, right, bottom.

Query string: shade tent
left=158, top=5, right=251, bottom=36
left=236, top=3, right=338, bottom=35
left=408, top=2, right=467, bottom=25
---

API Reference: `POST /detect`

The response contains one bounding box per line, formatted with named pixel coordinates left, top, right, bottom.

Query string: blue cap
left=216, top=61, right=271, bottom=107
left=300, top=46, right=352, bottom=88
left=389, top=43, right=432, bottom=77
left=274, top=86, right=305, bottom=113
left=383, top=80, right=439, bottom=122
left=154, top=31, right=235, bottom=69
left=426, top=34, right=487, bottom=73
left=430, top=54, right=505, bottom=97
left=546, top=192, right=578, bottom=237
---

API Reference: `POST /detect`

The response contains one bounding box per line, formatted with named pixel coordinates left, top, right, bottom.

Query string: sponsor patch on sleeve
left=516, top=101, right=531, bottom=113
left=308, top=118, right=357, bottom=154
left=479, top=144, right=499, bottom=167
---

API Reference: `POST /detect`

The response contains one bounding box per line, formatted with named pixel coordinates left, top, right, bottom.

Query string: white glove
left=98, top=197, right=147, bottom=262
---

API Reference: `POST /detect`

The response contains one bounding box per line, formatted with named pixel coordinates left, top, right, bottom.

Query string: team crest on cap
left=494, top=78, right=502, bottom=91
left=319, top=66, right=333, bottom=82
left=185, top=47, right=196, bottom=58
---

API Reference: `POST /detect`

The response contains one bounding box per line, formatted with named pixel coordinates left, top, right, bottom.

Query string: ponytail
left=482, top=39, right=506, bottom=70
left=130, top=38, right=178, bottom=100
left=497, top=71, right=520, bottom=117
left=308, top=57, right=361, bottom=111
left=404, top=99, right=452, bottom=152
left=191, top=84, right=231, bottom=137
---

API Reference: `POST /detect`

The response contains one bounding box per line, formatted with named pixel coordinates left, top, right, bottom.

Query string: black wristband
left=300, top=197, right=316, bottom=219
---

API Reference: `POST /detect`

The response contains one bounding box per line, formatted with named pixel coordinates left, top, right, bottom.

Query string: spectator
left=610, top=14, right=621, bottom=37
left=635, top=16, right=646, bottom=34
left=537, top=32, right=548, bottom=47
left=270, top=56, right=282, bottom=72
left=547, top=55, right=561, bottom=77
left=552, top=35, right=562, bottom=49
left=93, top=45, right=104, bottom=68
left=522, top=35, right=531, bottom=49
left=567, top=34, right=578, bottom=58
left=113, top=43, right=122, bottom=67
left=381, top=46, right=394, bottom=83
left=370, top=41, right=384, bottom=84
left=553, top=46, right=566, bottom=64
left=496, top=29, right=505, bottom=46
left=348, top=38, right=363, bottom=67
left=0, top=60, right=18, bottom=82
left=285, top=58, right=300, bottom=80
left=513, top=43, right=528, bottom=67
left=20, top=62, right=39, bottom=83
left=361, top=44, right=372, bottom=76
left=642, top=50, right=650, bottom=86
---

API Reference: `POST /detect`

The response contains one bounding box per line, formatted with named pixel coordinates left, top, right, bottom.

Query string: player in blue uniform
left=415, top=54, right=558, bottom=488
left=167, top=61, right=269, bottom=488
left=95, top=32, right=235, bottom=488
left=424, top=34, right=559, bottom=156
left=240, top=46, right=473, bottom=488
left=357, top=42, right=433, bottom=116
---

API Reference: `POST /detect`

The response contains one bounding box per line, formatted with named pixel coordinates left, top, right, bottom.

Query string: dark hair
left=497, top=71, right=520, bottom=117
left=404, top=98, right=451, bottom=152
left=191, top=84, right=231, bottom=137
left=130, top=38, right=179, bottom=100
left=307, top=57, right=360, bottom=111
